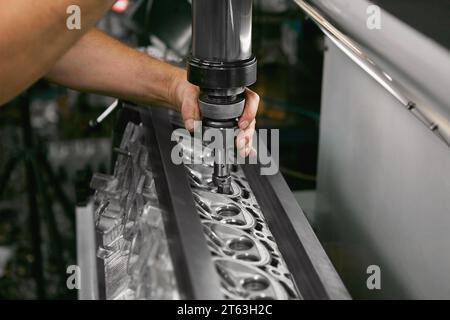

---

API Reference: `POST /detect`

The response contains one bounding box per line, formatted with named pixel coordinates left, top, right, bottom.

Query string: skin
left=0, top=1, right=258, bottom=156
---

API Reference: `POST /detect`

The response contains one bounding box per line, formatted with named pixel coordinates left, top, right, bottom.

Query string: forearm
left=46, top=29, right=184, bottom=108
left=0, top=0, right=115, bottom=105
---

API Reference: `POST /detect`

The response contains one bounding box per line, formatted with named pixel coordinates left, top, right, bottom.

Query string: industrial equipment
left=187, top=0, right=257, bottom=194
left=79, top=104, right=349, bottom=300
left=76, top=0, right=349, bottom=300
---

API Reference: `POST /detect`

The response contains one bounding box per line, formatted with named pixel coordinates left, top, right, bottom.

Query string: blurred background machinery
left=0, top=0, right=323, bottom=299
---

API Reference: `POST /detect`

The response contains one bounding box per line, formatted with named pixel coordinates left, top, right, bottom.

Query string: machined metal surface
left=203, top=222, right=271, bottom=267
left=92, top=116, right=301, bottom=300
left=87, top=105, right=349, bottom=300
left=91, top=122, right=179, bottom=300
left=214, top=258, right=288, bottom=300
left=178, top=132, right=301, bottom=300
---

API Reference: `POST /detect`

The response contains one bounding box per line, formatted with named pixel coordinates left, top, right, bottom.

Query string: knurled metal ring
left=199, top=98, right=245, bottom=120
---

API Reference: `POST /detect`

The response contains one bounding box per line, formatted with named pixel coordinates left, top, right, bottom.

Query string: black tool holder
left=187, top=0, right=257, bottom=124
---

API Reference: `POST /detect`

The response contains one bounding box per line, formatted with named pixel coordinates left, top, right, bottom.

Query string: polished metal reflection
left=191, top=0, right=253, bottom=62
left=203, top=222, right=271, bottom=266
left=214, top=258, right=287, bottom=300
left=91, top=122, right=179, bottom=300
left=127, top=204, right=179, bottom=300
left=93, top=121, right=300, bottom=299
left=193, top=190, right=255, bottom=229
left=181, top=135, right=301, bottom=299
left=294, top=0, right=450, bottom=148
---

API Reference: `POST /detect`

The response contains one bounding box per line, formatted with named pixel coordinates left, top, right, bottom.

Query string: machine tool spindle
left=187, top=0, right=257, bottom=194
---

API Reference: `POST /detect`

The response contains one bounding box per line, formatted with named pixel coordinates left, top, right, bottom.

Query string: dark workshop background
left=0, top=0, right=324, bottom=299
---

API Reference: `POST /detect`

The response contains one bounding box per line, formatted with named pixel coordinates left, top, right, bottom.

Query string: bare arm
left=0, top=0, right=115, bottom=105
left=46, top=29, right=183, bottom=108
left=46, top=30, right=260, bottom=156
left=3, top=2, right=259, bottom=155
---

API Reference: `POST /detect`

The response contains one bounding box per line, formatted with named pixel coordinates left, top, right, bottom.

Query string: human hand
left=170, top=70, right=259, bottom=157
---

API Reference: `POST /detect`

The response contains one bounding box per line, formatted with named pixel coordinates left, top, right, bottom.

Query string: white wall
left=316, top=37, right=450, bottom=299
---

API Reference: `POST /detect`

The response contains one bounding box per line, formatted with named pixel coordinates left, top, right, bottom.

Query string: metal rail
left=294, top=0, right=450, bottom=148
left=141, top=106, right=224, bottom=300
left=76, top=203, right=99, bottom=300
